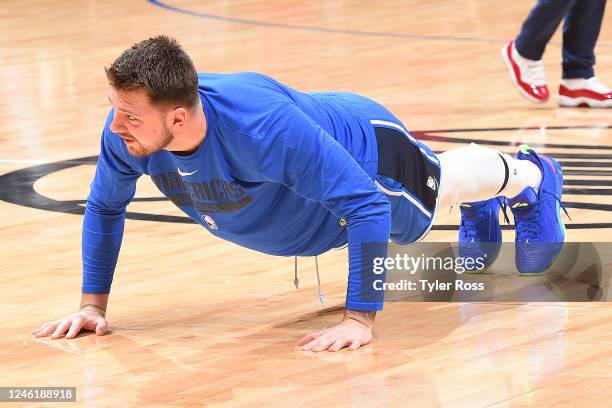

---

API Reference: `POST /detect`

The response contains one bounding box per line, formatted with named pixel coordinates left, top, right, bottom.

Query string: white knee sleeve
left=437, top=143, right=541, bottom=209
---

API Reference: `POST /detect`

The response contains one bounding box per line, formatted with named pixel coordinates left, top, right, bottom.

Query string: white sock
left=437, top=143, right=541, bottom=210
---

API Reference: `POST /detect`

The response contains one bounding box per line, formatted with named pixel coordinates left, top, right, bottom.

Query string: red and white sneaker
left=501, top=41, right=549, bottom=103
left=557, top=77, right=612, bottom=108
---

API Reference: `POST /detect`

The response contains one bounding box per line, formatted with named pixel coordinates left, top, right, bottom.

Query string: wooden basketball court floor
left=1, top=0, right=611, bottom=406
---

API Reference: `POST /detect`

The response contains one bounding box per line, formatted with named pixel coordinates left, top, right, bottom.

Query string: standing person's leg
left=561, top=0, right=606, bottom=79
left=503, top=0, right=575, bottom=103
left=515, top=0, right=574, bottom=60
left=557, top=0, right=611, bottom=108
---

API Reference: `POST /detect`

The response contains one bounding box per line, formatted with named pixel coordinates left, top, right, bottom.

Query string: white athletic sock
left=437, top=143, right=541, bottom=210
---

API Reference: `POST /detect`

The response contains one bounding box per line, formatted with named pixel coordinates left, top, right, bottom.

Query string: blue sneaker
left=458, top=198, right=504, bottom=272
left=507, top=146, right=568, bottom=275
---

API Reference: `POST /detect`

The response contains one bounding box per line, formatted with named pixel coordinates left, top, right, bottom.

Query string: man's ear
left=167, top=107, right=187, bottom=130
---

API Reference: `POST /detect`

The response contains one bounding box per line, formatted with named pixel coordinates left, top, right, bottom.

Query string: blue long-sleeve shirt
left=83, top=72, right=391, bottom=310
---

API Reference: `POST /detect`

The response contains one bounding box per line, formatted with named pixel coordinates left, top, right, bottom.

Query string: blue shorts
left=344, top=93, right=441, bottom=244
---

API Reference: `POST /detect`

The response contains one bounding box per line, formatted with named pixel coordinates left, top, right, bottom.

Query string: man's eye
left=127, top=115, right=137, bottom=121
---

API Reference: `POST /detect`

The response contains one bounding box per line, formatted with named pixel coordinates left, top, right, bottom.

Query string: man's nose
left=109, top=111, right=125, bottom=133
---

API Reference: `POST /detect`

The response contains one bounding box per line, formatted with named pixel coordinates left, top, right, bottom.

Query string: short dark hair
left=105, top=35, right=199, bottom=109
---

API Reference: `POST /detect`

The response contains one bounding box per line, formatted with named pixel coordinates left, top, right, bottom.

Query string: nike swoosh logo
left=178, top=168, right=198, bottom=177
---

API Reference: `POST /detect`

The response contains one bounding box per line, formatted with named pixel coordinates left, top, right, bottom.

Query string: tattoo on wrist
left=343, top=309, right=376, bottom=329
left=80, top=304, right=106, bottom=317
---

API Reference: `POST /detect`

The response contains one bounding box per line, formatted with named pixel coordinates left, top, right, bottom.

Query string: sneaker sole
left=557, top=95, right=612, bottom=108
left=518, top=271, right=547, bottom=276
left=461, top=242, right=502, bottom=274
left=501, top=43, right=547, bottom=104
left=464, top=265, right=493, bottom=275
left=518, top=251, right=563, bottom=276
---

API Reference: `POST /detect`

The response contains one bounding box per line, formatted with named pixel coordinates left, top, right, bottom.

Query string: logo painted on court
left=0, top=125, right=611, bottom=230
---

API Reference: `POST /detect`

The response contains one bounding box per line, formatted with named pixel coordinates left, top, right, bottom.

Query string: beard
left=124, top=125, right=174, bottom=158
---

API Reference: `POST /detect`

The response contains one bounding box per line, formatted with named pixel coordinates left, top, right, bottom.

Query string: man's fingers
left=34, top=313, right=108, bottom=340
left=300, top=319, right=372, bottom=352
left=32, top=324, right=48, bottom=335
left=33, top=310, right=109, bottom=340
left=301, top=333, right=332, bottom=351
left=65, top=317, right=85, bottom=339
left=51, top=319, right=71, bottom=339
left=95, top=318, right=108, bottom=336
left=36, top=323, right=56, bottom=338
left=302, top=335, right=328, bottom=351
left=328, top=339, right=349, bottom=352
left=311, top=335, right=336, bottom=352
left=34, top=323, right=57, bottom=338
left=297, top=328, right=326, bottom=346
left=33, top=321, right=54, bottom=335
